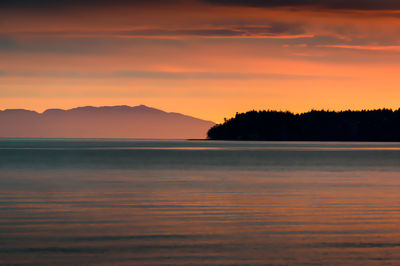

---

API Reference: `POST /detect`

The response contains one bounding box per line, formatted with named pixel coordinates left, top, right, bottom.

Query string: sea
left=0, top=139, right=400, bottom=265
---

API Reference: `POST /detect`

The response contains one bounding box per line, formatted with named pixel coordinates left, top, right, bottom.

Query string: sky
left=1, top=0, right=400, bottom=122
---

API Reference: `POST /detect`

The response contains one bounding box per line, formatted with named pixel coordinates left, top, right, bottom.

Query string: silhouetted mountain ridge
left=208, top=109, right=400, bottom=141
left=0, top=105, right=215, bottom=139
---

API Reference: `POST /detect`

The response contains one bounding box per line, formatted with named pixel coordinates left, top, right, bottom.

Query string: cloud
left=0, top=22, right=305, bottom=37
left=0, top=0, right=180, bottom=10
left=2, top=24, right=309, bottom=40
left=202, top=0, right=400, bottom=11
left=0, top=69, right=336, bottom=80
left=317, top=44, right=400, bottom=51
left=0, top=36, right=108, bottom=54
left=0, top=37, right=16, bottom=51
left=0, top=35, right=185, bottom=55
left=3, top=0, right=400, bottom=11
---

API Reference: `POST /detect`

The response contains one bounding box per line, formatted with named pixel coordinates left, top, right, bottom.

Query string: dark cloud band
left=203, top=0, right=400, bottom=10
left=3, top=0, right=400, bottom=11
left=0, top=0, right=178, bottom=10
left=3, top=25, right=303, bottom=37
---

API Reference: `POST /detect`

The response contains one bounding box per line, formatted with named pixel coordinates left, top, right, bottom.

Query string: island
left=0, top=105, right=215, bottom=139
left=207, top=109, right=400, bottom=141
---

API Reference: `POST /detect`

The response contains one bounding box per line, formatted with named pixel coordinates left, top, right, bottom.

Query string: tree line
left=207, top=109, right=400, bottom=141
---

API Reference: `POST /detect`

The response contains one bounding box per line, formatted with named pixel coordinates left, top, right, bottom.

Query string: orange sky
left=1, top=0, right=400, bottom=122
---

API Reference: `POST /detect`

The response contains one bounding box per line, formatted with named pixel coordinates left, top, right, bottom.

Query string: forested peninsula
left=207, top=109, right=400, bottom=141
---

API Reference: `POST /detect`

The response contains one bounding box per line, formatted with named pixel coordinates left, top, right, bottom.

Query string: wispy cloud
left=0, top=69, right=341, bottom=80
left=2, top=26, right=311, bottom=40
left=317, top=44, right=400, bottom=51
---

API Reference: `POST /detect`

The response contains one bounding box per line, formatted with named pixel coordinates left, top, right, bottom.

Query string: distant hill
left=0, top=105, right=215, bottom=139
left=208, top=109, right=400, bottom=141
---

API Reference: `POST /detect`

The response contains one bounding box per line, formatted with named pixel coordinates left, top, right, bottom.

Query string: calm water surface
left=0, top=139, right=400, bottom=265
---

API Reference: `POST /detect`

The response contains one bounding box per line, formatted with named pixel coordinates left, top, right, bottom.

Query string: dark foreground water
left=0, top=139, right=400, bottom=265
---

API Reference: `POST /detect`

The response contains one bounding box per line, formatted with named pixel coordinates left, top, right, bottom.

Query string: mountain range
left=0, top=105, right=215, bottom=139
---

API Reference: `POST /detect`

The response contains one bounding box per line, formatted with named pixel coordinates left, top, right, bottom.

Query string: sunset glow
left=1, top=0, right=400, bottom=122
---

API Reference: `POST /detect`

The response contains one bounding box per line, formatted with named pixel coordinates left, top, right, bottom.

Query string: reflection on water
left=0, top=139, right=400, bottom=265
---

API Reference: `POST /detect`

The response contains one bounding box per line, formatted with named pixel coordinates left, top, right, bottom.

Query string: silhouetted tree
left=207, top=109, right=400, bottom=141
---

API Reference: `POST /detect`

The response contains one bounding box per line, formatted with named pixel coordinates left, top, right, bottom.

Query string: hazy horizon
left=2, top=104, right=399, bottom=124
